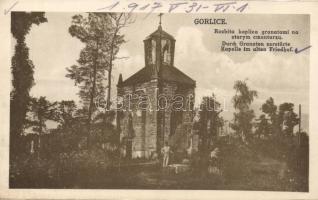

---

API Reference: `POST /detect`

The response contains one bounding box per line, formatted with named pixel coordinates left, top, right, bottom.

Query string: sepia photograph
left=8, top=11, right=310, bottom=192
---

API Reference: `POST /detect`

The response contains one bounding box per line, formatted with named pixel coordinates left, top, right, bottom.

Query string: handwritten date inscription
left=97, top=1, right=248, bottom=14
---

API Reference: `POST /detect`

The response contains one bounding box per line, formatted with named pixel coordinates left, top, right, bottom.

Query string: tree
left=231, top=80, right=258, bottom=142
left=67, top=13, right=115, bottom=146
left=28, top=96, right=57, bottom=158
left=67, top=13, right=130, bottom=147
left=278, top=103, right=299, bottom=136
left=55, top=100, right=77, bottom=131
left=106, top=13, right=132, bottom=110
left=197, top=95, right=223, bottom=155
left=10, top=12, right=47, bottom=155
left=52, top=101, right=87, bottom=153
left=261, top=97, right=279, bottom=135
left=255, top=114, right=270, bottom=139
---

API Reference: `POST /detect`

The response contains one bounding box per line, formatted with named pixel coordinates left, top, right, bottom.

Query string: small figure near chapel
left=208, top=147, right=222, bottom=175
left=161, top=141, right=172, bottom=167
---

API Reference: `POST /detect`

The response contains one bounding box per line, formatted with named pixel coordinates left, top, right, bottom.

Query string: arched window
left=162, top=39, right=171, bottom=64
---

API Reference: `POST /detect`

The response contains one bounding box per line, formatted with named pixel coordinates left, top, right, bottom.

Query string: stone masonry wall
left=117, top=80, right=159, bottom=159
left=160, top=82, right=195, bottom=153
left=117, top=80, right=196, bottom=159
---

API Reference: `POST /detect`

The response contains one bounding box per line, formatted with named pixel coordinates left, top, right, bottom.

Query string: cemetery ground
left=10, top=139, right=308, bottom=191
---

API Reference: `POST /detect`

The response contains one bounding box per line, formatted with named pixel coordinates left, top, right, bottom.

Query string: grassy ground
left=10, top=142, right=307, bottom=191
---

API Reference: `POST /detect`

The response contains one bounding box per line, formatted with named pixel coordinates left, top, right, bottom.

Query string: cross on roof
left=158, top=13, right=163, bottom=26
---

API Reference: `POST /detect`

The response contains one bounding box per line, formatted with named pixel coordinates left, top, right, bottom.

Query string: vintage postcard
left=0, top=0, right=318, bottom=199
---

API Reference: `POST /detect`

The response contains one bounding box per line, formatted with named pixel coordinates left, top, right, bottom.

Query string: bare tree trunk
left=87, top=42, right=99, bottom=148
left=106, top=58, right=112, bottom=111
left=106, top=15, right=122, bottom=111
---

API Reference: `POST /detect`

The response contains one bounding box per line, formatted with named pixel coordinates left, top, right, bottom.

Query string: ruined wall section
left=117, top=79, right=159, bottom=159
left=160, top=82, right=196, bottom=153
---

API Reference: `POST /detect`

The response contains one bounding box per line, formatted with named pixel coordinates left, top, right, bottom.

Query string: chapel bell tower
left=143, top=16, right=175, bottom=79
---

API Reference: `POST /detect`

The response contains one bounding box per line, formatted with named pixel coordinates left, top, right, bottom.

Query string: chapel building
left=117, top=22, right=197, bottom=159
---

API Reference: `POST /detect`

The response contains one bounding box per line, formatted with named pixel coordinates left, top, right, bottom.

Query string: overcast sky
left=22, top=13, right=309, bottom=129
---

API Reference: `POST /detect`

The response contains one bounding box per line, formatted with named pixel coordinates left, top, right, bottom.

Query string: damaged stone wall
left=117, top=80, right=196, bottom=159
left=117, top=80, right=159, bottom=159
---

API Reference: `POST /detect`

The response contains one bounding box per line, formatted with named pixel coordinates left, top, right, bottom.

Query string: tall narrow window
left=151, top=39, right=156, bottom=64
left=162, top=39, right=171, bottom=64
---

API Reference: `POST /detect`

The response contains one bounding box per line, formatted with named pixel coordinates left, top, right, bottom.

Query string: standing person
left=208, top=147, right=221, bottom=175
left=161, top=141, right=172, bottom=167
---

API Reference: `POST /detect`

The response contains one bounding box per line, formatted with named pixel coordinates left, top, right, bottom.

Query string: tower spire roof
left=118, top=73, right=123, bottom=85
left=144, top=13, right=175, bottom=41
